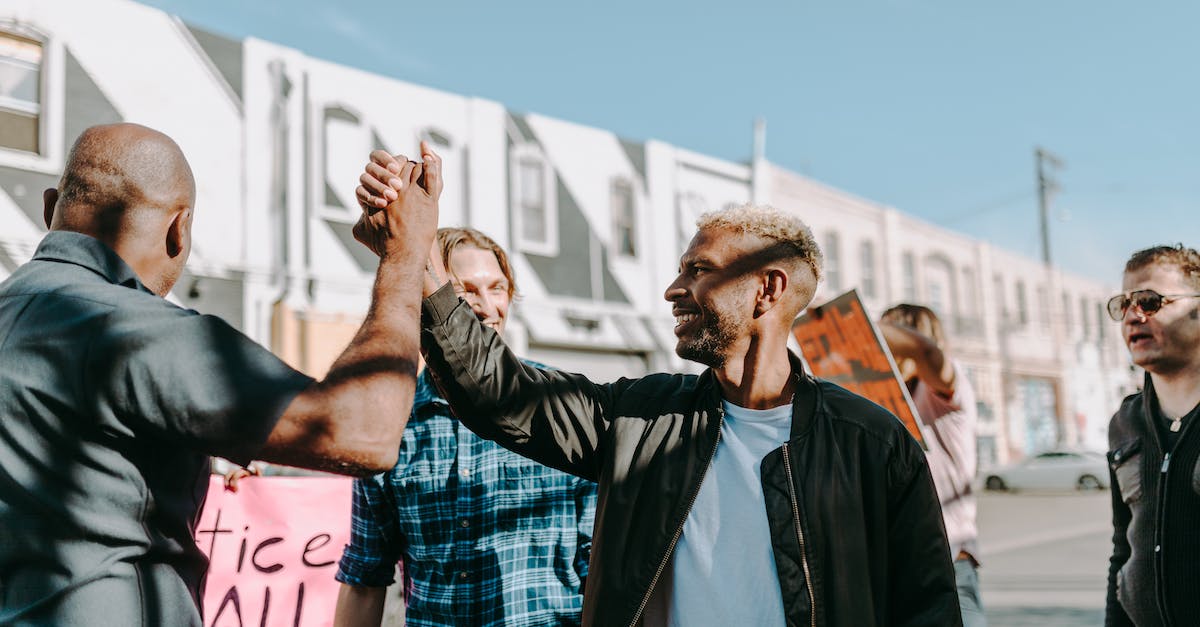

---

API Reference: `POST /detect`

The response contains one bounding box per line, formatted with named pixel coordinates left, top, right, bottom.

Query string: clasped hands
left=351, top=141, right=444, bottom=261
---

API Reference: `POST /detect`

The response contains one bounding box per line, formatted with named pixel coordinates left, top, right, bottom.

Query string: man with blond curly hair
left=360, top=152, right=959, bottom=627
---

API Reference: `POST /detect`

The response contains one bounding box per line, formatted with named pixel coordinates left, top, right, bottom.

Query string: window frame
left=824, top=231, right=841, bottom=293
left=859, top=240, right=876, bottom=299
left=0, top=22, right=64, bottom=173
left=610, top=176, right=636, bottom=258
left=509, top=143, right=558, bottom=257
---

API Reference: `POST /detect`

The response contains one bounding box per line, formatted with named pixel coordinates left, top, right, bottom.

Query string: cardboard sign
left=197, top=476, right=353, bottom=627
left=791, top=289, right=925, bottom=448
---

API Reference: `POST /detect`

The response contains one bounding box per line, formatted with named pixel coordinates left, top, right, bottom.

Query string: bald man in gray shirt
left=0, top=124, right=442, bottom=625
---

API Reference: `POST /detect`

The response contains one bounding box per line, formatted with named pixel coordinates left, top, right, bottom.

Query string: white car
left=982, top=450, right=1110, bottom=492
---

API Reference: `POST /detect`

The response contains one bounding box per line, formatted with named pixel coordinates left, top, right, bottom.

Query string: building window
left=611, top=178, right=636, bottom=257
left=1015, top=280, right=1029, bottom=326
left=1061, top=291, right=1072, bottom=330
left=1080, top=296, right=1091, bottom=340
left=824, top=232, right=841, bottom=293
left=994, top=275, right=1007, bottom=322
left=859, top=241, right=877, bottom=299
left=1036, top=285, right=1050, bottom=330
left=0, top=30, right=43, bottom=154
left=929, top=282, right=945, bottom=315
left=510, top=145, right=557, bottom=256
left=901, top=251, right=916, bottom=301
left=320, top=104, right=365, bottom=219
left=961, top=267, right=978, bottom=316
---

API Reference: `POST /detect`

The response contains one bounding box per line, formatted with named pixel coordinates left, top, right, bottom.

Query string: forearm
left=422, top=240, right=448, bottom=298
left=262, top=255, right=425, bottom=475
left=421, top=284, right=606, bottom=479
left=333, top=583, right=387, bottom=627
left=880, top=322, right=954, bottom=394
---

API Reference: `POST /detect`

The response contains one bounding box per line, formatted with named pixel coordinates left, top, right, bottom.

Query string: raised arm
left=879, top=321, right=956, bottom=397
left=357, top=150, right=613, bottom=480
left=257, top=145, right=444, bottom=476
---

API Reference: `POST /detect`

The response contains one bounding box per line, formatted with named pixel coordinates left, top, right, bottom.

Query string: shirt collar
left=32, top=230, right=155, bottom=294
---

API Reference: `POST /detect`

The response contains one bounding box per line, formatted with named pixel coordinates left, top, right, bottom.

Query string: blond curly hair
left=696, top=203, right=824, bottom=281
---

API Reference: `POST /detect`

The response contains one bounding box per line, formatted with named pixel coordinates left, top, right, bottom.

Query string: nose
left=664, top=274, right=686, bottom=303
left=467, top=291, right=498, bottom=321
left=1122, top=304, right=1148, bottom=324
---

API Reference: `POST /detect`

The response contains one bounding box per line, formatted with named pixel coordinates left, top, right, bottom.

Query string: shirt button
left=459, top=571, right=468, bottom=580
left=460, top=519, right=470, bottom=528
left=460, top=468, right=471, bottom=478
left=1155, top=545, right=1161, bottom=553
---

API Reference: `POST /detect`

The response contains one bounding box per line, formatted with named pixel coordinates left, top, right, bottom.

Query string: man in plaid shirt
left=333, top=227, right=597, bottom=627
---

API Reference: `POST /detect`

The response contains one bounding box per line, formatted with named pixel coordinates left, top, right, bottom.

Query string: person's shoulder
left=616, top=370, right=704, bottom=398
left=1108, top=390, right=1146, bottom=445
left=816, top=379, right=913, bottom=443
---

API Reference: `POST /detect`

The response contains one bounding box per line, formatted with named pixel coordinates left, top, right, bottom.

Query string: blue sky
left=142, top=0, right=1198, bottom=287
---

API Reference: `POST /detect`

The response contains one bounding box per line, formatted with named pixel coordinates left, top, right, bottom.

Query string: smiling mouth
left=674, top=313, right=699, bottom=335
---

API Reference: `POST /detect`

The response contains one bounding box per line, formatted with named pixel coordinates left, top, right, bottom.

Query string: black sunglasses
left=1106, top=289, right=1200, bottom=321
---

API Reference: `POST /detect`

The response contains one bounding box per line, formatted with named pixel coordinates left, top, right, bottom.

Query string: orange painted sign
left=791, top=290, right=925, bottom=448
left=197, top=476, right=352, bottom=627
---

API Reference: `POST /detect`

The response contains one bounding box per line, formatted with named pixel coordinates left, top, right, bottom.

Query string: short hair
left=1124, top=244, right=1200, bottom=290
left=695, top=203, right=824, bottom=282
left=437, top=227, right=516, bottom=299
left=881, top=303, right=947, bottom=348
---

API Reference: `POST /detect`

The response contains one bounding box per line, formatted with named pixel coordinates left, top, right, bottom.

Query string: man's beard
left=675, top=309, right=744, bottom=368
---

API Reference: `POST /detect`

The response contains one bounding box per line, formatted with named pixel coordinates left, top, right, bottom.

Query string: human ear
left=756, top=269, right=788, bottom=317
left=43, top=188, right=58, bottom=229
left=166, top=209, right=191, bottom=259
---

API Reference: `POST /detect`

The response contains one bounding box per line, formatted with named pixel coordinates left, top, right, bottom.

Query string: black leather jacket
left=1107, top=376, right=1200, bottom=627
left=422, top=285, right=960, bottom=626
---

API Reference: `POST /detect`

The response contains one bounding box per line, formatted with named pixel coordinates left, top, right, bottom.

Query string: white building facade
left=0, top=0, right=1137, bottom=465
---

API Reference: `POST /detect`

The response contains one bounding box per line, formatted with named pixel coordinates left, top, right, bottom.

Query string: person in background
left=0, top=124, right=440, bottom=625
left=331, top=226, right=597, bottom=627
left=880, top=304, right=984, bottom=627
left=1105, top=244, right=1200, bottom=626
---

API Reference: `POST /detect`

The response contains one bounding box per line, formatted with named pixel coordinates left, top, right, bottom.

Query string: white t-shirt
left=647, top=399, right=793, bottom=627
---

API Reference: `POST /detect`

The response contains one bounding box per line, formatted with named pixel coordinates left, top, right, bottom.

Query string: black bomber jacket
left=421, top=284, right=961, bottom=627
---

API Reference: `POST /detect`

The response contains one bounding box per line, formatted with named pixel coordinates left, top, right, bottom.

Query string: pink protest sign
left=196, top=476, right=353, bottom=627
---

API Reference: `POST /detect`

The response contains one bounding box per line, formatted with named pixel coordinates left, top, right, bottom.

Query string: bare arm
left=879, top=322, right=956, bottom=397
left=256, top=146, right=443, bottom=477
left=333, top=583, right=387, bottom=627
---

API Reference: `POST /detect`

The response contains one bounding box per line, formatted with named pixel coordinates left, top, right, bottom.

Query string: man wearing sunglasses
left=1105, top=244, right=1200, bottom=627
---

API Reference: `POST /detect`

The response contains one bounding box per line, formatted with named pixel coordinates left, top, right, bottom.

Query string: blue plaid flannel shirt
left=336, top=365, right=597, bottom=627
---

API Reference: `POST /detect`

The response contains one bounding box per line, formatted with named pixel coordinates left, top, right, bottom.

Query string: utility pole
left=1035, top=146, right=1071, bottom=448
left=1035, top=147, right=1064, bottom=267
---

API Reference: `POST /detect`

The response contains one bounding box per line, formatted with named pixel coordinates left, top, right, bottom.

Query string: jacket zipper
left=1155, top=448, right=1171, bottom=626
left=782, top=442, right=817, bottom=627
left=628, top=405, right=724, bottom=627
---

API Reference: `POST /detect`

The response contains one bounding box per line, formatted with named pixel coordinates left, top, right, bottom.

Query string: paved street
left=977, top=490, right=1110, bottom=626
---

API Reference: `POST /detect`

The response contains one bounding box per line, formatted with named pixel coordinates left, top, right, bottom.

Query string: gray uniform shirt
left=0, top=231, right=313, bottom=626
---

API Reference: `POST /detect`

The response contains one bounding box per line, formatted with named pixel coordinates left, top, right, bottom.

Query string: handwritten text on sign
left=196, top=476, right=353, bottom=627
left=792, top=290, right=925, bottom=448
